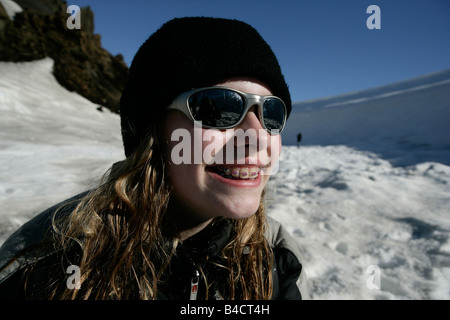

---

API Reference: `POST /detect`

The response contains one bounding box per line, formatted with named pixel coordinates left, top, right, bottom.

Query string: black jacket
left=0, top=193, right=309, bottom=300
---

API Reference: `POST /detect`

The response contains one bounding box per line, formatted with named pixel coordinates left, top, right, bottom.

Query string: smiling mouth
left=207, top=166, right=261, bottom=180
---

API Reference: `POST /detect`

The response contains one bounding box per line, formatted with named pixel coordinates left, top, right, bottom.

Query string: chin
left=226, top=211, right=258, bottom=220
left=218, top=201, right=261, bottom=220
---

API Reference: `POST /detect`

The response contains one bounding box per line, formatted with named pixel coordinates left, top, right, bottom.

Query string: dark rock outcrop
left=0, top=0, right=128, bottom=113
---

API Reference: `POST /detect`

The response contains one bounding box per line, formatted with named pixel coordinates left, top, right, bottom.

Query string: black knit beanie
left=120, top=17, right=291, bottom=157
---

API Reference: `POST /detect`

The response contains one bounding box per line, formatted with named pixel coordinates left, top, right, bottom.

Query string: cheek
left=164, top=111, right=198, bottom=165
left=263, top=135, right=282, bottom=175
left=164, top=119, right=209, bottom=198
left=168, top=163, right=203, bottom=198
left=201, top=129, right=226, bottom=164
left=271, top=135, right=282, bottom=156
left=166, top=135, right=204, bottom=194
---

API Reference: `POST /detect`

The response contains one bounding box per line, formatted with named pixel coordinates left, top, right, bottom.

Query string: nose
left=238, top=105, right=263, bottom=132
left=234, top=105, right=270, bottom=153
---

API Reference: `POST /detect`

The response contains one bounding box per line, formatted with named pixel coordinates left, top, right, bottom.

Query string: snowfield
left=0, top=58, right=449, bottom=299
left=269, top=146, right=450, bottom=299
left=0, top=58, right=123, bottom=242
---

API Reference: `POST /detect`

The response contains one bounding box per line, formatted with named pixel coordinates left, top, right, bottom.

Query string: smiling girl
left=0, top=17, right=309, bottom=300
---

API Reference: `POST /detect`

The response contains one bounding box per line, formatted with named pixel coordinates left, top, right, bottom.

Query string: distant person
left=0, top=17, right=309, bottom=300
left=297, top=132, right=302, bottom=148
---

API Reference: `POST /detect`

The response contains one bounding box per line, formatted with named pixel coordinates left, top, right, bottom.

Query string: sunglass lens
left=263, top=98, right=285, bottom=131
left=188, top=89, right=244, bottom=127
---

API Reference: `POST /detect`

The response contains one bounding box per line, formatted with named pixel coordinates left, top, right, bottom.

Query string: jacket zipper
left=190, top=269, right=200, bottom=300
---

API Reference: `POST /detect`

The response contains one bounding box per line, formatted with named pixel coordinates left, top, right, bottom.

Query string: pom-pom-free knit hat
left=120, top=17, right=291, bottom=157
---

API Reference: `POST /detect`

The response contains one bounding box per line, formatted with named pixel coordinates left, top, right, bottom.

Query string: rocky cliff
left=0, top=0, right=128, bottom=112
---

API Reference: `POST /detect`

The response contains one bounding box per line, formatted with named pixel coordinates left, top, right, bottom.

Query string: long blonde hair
left=42, top=125, right=273, bottom=299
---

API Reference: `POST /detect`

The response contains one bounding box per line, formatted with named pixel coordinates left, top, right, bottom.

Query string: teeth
left=223, top=167, right=231, bottom=176
left=240, top=168, right=249, bottom=179
left=249, top=167, right=259, bottom=178
left=215, top=166, right=260, bottom=180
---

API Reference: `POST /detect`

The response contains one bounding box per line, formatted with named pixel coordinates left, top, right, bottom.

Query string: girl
left=0, top=17, right=309, bottom=300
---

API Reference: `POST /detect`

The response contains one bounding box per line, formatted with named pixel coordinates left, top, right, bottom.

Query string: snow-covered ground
left=283, top=68, right=450, bottom=167
left=0, top=58, right=124, bottom=243
left=0, top=59, right=449, bottom=299
left=0, top=0, right=22, bottom=19
left=276, top=68, right=450, bottom=299
left=268, top=146, right=450, bottom=299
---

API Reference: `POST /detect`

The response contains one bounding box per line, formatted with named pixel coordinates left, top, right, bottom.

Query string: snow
left=267, top=146, right=450, bottom=299
left=1, top=59, right=449, bottom=299
left=0, top=0, right=22, bottom=19
left=282, top=69, right=450, bottom=167
left=0, top=58, right=124, bottom=243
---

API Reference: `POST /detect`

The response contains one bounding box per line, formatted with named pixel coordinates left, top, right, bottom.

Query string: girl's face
left=164, top=78, right=282, bottom=224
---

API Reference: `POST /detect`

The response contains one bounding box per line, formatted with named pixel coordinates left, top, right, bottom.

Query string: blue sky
left=70, top=0, right=450, bottom=102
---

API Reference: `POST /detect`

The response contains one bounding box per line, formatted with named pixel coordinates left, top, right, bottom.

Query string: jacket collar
left=178, top=218, right=233, bottom=262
